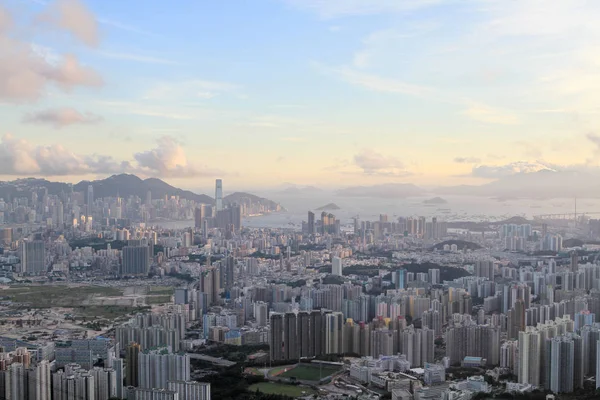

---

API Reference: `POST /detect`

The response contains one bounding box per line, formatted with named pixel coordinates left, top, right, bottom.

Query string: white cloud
left=0, top=134, right=223, bottom=178
left=133, top=136, right=223, bottom=177
left=0, top=4, right=102, bottom=102
left=0, top=134, right=124, bottom=176
left=37, top=0, right=99, bottom=47
left=471, top=161, right=554, bottom=179
left=23, top=108, right=103, bottom=128
left=454, top=157, right=481, bottom=164
left=354, top=149, right=412, bottom=176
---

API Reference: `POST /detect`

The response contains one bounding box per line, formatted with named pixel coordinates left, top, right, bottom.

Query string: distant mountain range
left=0, top=174, right=282, bottom=210
left=331, top=170, right=600, bottom=199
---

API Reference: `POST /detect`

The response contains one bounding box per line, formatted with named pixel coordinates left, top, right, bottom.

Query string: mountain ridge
left=0, top=174, right=281, bottom=209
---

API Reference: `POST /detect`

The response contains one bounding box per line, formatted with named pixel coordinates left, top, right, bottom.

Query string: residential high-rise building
left=269, top=313, right=284, bottom=361
left=298, top=311, right=311, bottom=358
left=52, top=367, right=95, bottom=400
left=517, top=316, right=574, bottom=388
left=428, top=269, right=441, bottom=285
left=392, top=269, right=407, bottom=290
left=475, top=261, right=494, bottom=281
left=284, top=312, right=298, bottom=361
left=325, top=312, right=344, bottom=355
left=332, top=257, right=343, bottom=276
left=518, top=329, right=542, bottom=386
left=571, top=251, right=579, bottom=273
left=126, top=342, right=141, bottom=387
left=168, top=381, right=211, bottom=400
left=254, top=302, right=268, bottom=327
left=90, top=367, right=118, bottom=400
left=19, top=239, right=45, bottom=275
left=224, top=256, right=236, bottom=290
left=310, top=310, right=324, bottom=357
left=194, top=205, right=207, bottom=230
left=215, top=179, right=223, bottom=212
left=122, top=245, right=151, bottom=276
left=138, top=347, right=190, bottom=390
left=596, top=339, right=600, bottom=390
left=446, top=324, right=500, bottom=366
left=174, top=288, right=188, bottom=305
left=549, top=334, right=582, bottom=393
left=307, top=211, right=315, bottom=235
left=112, top=357, right=125, bottom=399
left=131, top=388, right=180, bottom=400
left=3, top=363, right=26, bottom=400
left=27, top=360, right=51, bottom=400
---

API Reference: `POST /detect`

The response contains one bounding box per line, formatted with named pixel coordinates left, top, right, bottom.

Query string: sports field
left=279, top=364, right=341, bottom=381
left=248, top=382, right=315, bottom=397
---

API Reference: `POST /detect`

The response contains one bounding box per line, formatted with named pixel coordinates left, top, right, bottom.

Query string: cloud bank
left=0, top=135, right=222, bottom=178
left=0, top=3, right=102, bottom=102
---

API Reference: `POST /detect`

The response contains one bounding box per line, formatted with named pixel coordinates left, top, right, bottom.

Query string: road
left=187, top=353, right=237, bottom=367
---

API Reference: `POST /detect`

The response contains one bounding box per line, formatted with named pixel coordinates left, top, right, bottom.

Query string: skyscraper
left=284, top=312, right=298, bottom=361
left=332, top=257, right=343, bottom=276
left=215, top=179, right=223, bottom=212
left=126, top=342, right=141, bottom=387
left=549, top=335, right=576, bottom=393
left=138, top=347, right=190, bottom=390
left=20, top=239, right=46, bottom=275
left=307, top=211, right=315, bottom=235
left=518, top=329, right=542, bottom=386
left=168, top=381, right=211, bottom=400
left=194, top=205, right=206, bottom=229
left=87, top=184, right=94, bottom=217
left=269, top=313, right=284, bottom=361
left=122, top=245, right=151, bottom=276
left=325, top=312, right=344, bottom=355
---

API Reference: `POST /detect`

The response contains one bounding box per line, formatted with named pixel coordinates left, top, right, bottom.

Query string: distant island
left=423, top=197, right=447, bottom=205
left=316, top=203, right=341, bottom=211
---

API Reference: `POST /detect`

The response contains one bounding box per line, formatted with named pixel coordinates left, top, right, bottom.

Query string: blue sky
left=1, top=0, right=599, bottom=190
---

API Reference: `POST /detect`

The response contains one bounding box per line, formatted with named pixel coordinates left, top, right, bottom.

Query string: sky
left=1, top=0, right=600, bottom=192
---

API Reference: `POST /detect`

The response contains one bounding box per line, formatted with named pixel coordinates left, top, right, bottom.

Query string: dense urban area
left=1, top=177, right=599, bottom=400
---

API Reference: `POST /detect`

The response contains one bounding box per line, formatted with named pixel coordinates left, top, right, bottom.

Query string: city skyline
left=2, top=0, right=600, bottom=189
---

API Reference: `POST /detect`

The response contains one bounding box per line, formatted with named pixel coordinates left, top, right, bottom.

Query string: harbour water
left=155, top=194, right=596, bottom=230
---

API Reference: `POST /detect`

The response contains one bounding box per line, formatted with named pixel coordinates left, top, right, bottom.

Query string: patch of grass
left=248, top=382, right=315, bottom=397
left=146, top=295, right=171, bottom=305
left=74, top=305, right=135, bottom=320
left=147, top=286, right=173, bottom=295
left=280, top=364, right=340, bottom=381
left=4, top=285, right=122, bottom=308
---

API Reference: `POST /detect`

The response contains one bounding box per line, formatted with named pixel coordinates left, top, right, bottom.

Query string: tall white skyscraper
left=215, top=179, right=223, bottom=211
